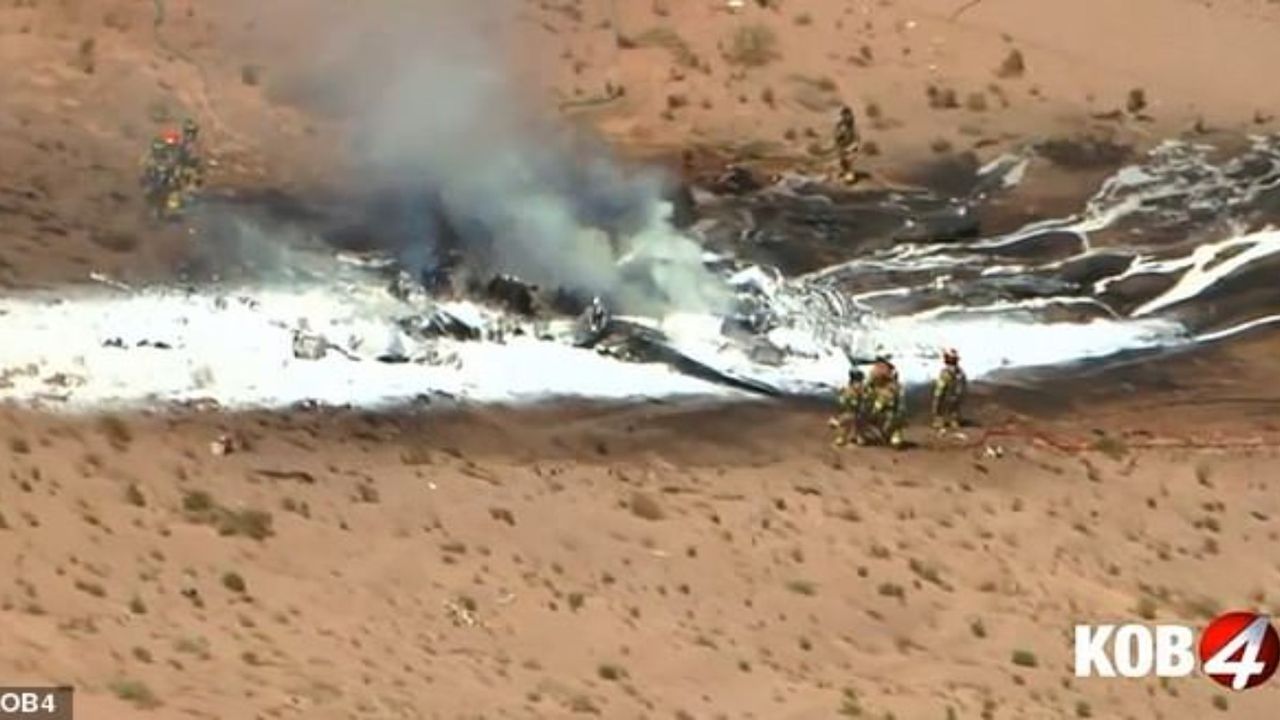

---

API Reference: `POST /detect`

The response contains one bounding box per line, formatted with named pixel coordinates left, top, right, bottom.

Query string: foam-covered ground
left=0, top=288, right=733, bottom=409
left=0, top=258, right=1214, bottom=410
left=2, top=139, right=1280, bottom=411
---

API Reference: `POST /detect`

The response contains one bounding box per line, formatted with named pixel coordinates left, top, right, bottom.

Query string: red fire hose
left=954, top=423, right=1279, bottom=453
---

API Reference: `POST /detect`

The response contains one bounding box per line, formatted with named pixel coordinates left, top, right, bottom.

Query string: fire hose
left=953, top=422, right=1280, bottom=454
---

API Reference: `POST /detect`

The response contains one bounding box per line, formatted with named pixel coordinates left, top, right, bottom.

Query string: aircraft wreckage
left=334, top=256, right=812, bottom=398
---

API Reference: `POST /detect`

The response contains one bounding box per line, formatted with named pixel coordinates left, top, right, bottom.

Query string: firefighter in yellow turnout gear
left=864, top=357, right=906, bottom=448
left=139, top=119, right=203, bottom=219
left=140, top=130, right=184, bottom=218
left=176, top=118, right=204, bottom=192
left=931, top=348, right=967, bottom=430
left=829, top=369, right=866, bottom=447
left=832, top=358, right=905, bottom=449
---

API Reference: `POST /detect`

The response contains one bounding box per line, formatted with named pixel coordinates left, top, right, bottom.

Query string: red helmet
left=161, top=130, right=181, bottom=145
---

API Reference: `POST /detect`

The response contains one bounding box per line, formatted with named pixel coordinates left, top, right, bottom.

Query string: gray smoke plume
left=230, top=0, right=730, bottom=317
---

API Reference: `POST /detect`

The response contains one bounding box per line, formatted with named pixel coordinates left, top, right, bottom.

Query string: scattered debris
left=417, top=308, right=483, bottom=342
left=291, top=328, right=328, bottom=361
left=89, top=272, right=133, bottom=292
left=746, top=338, right=786, bottom=366
left=421, top=345, right=462, bottom=368
left=713, top=164, right=764, bottom=194
left=571, top=297, right=612, bottom=348
left=387, top=269, right=433, bottom=306
left=484, top=274, right=538, bottom=317
left=103, top=337, right=172, bottom=350
left=209, top=434, right=236, bottom=456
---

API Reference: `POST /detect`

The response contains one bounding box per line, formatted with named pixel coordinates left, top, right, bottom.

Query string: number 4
left=1203, top=616, right=1272, bottom=690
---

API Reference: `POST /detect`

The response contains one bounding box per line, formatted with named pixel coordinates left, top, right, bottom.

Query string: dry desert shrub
left=790, top=76, right=840, bottom=112
left=628, top=491, right=664, bottom=521
left=109, top=679, right=160, bottom=709
left=124, top=483, right=146, bottom=507
left=221, top=571, right=247, bottom=594
left=1011, top=649, right=1039, bottom=667
left=182, top=490, right=274, bottom=540
left=596, top=663, right=627, bottom=681
left=996, top=49, right=1025, bottom=78
left=216, top=508, right=274, bottom=540
left=1092, top=434, right=1129, bottom=460
left=73, top=38, right=96, bottom=74
left=1126, top=88, right=1148, bottom=115
left=90, top=229, right=139, bottom=253
left=97, top=415, right=132, bottom=450
left=624, top=27, right=699, bottom=68
left=785, top=579, right=817, bottom=596
left=241, top=64, right=263, bottom=86
left=724, top=24, right=779, bottom=67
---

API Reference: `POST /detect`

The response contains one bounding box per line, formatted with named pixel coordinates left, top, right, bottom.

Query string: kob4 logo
left=1075, top=611, right=1280, bottom=690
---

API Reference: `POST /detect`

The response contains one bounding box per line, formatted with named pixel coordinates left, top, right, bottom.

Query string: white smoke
left=229, top=0, right=730, bottom=316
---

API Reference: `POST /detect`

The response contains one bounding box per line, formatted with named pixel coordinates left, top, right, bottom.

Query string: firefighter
left=140, top=130, right=183, bottom=216
left=830, top=368, right=867, bottom=447
left=833, top=105, right=861, bottom=184
left=863, top=356, right=905, bottom=448
left=176, top=118, right=204, bottom=190
left=932, top=348, right=967, bottom=430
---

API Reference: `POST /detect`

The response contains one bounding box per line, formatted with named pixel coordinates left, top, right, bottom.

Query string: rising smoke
left=232, top=0, right=731, bottom=317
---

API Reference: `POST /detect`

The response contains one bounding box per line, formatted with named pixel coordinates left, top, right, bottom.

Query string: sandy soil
left=541, top=0, right=1280, bottom=167
left=2, top=0, right=1280, bottom=717
left=3, top=0, right=1278, bottom=285
left=2, top=340, right=1279, bottom=718
left=1, top=0, right=1276, bottom=288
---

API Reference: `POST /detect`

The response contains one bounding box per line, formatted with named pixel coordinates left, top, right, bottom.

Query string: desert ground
left=2, top=0, right=1280, bottom=718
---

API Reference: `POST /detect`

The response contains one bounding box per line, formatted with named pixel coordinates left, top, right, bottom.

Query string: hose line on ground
left=954, top=423, right=1278, bottom=453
